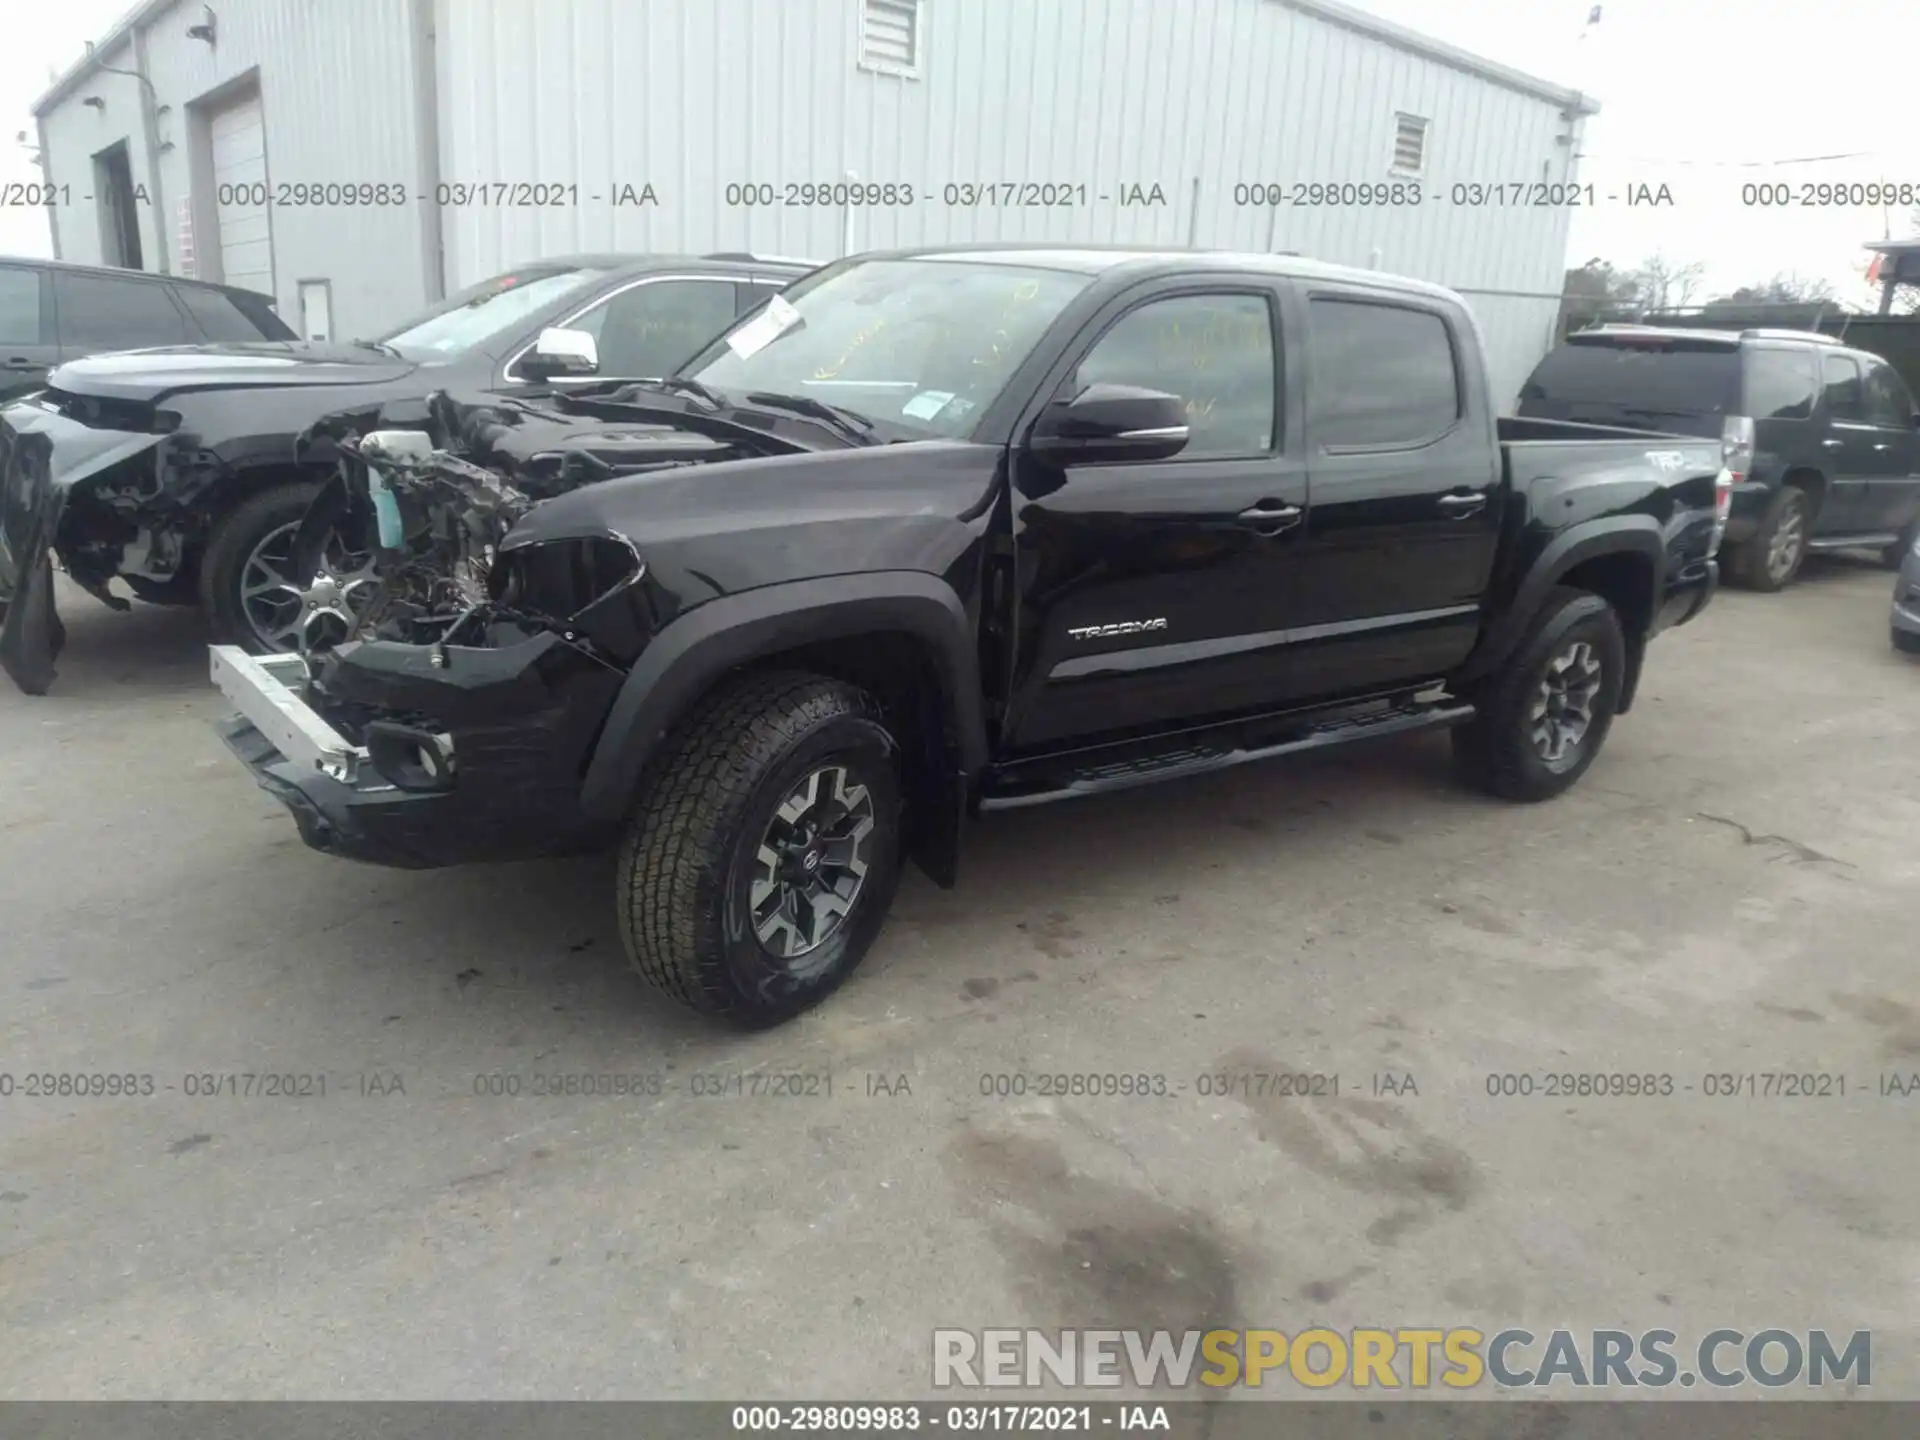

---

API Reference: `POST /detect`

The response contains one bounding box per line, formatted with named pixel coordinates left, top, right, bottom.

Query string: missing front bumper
left=210, top=645, right=366, bottom=779
left=208, top=632, right=627, bottom=869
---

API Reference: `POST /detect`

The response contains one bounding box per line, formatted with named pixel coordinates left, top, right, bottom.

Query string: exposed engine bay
left=289, top=387, right=788, bottom=660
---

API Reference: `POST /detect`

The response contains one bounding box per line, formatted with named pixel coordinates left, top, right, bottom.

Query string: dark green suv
left=1519, top=326, right=1920, bottom=590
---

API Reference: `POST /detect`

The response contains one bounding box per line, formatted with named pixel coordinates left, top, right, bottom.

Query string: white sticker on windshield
left=901, top=389, right=956, bottom=421
left=726, top=293, right=803, bottom=358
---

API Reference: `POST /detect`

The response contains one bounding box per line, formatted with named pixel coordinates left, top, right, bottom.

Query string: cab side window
left=1308, top=298, right=1461, bottom=448
left=1072, top=292, right=1276, bottom=457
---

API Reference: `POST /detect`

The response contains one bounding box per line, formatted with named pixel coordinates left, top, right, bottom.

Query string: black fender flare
left=577, top=570, right=989, bottom=824
left=1456, top=515, right=1665, bottom=694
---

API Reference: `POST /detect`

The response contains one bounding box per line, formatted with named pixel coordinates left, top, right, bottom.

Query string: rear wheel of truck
left=1452, top=586, right=1626, bottom=802
left=616, top=671, right=904, bottom=1026
left=1726, top=483, right=1809, bottom=592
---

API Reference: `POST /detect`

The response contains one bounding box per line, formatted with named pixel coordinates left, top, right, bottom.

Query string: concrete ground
left=2, top=560, right=1916, bottom=1403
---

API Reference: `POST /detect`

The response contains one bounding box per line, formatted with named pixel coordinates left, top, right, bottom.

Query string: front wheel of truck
left=616, top=671, right=905, bottom=1026
left=1452, top=586, right=1626, bottom=803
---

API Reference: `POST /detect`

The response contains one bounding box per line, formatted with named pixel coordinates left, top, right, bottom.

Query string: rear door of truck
left=1278, top=282, right=1502, bottom=702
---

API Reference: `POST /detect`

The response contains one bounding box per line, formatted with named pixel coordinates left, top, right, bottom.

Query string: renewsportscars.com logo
left=932, top=1328, right=1871, bottom=1391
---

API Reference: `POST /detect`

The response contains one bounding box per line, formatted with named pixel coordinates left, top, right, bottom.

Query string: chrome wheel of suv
left=239, top=522, right=376, bottom=654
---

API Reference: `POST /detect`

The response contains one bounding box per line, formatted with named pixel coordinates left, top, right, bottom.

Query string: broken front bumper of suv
left=211, top=631, right=626, bottom=869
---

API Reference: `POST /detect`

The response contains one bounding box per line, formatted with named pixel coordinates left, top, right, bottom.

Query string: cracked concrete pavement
left=1, top=559, right=1916, bottom=1401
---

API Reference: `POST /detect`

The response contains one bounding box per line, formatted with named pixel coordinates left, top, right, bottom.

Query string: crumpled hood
left=0, top=395, right=168, bottom=693
left=51, top=342, right=421, bottom=402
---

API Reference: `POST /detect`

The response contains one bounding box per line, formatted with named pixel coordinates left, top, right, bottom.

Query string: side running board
left=978, top=692, right=1475, bottom=811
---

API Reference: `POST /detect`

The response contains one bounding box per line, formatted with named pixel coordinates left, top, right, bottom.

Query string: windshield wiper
left=742, top=391, right=877, bottom=445
left=629, top=377, right=728, bottom=411
left=350, top=338, right=403, bottom=357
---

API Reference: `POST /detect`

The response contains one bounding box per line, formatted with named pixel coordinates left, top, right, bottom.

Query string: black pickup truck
left=207, top=246, right=1727, bottom=1026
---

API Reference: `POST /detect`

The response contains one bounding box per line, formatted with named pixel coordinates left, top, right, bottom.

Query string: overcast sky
left=3, top=0, right=1915, bottom=306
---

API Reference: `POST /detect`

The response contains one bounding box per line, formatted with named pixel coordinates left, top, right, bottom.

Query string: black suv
left=0, top=257, right=294, bottom=400
left=0, top=252, right=812, bottom=684
left=1518, top=326, right=1920, bottom=590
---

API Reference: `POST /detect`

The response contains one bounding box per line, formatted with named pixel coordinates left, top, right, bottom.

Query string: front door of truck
left=1281, top=286, right=1502, bottom=702
left=1000, top=278, right=1308, bottom=750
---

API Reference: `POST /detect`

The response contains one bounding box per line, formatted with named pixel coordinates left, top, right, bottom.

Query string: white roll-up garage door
left=210, top=95, right=273, bottom=298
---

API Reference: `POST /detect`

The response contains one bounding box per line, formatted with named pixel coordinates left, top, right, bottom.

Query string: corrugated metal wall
left=37, top=0, right=1584, bottom=402
left=435, top=0, right=1587, bottom=405
left=38, top=0, right=426, bottom=342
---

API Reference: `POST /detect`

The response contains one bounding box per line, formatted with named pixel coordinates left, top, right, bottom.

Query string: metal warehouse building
left=32, top=0, right=1597, bottom=405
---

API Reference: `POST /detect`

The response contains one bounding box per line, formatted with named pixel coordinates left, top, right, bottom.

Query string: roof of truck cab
left=873, top=243, right=1464, bottom=302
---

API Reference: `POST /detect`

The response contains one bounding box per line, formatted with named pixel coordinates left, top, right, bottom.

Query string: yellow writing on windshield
left=971, top=279, right=1043, bottom=373
left=813, top=317, right=890, bottom=381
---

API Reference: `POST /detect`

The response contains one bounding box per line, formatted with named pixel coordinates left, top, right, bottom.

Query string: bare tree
left=1625, top=254, right=1709, bottom=312
left=1714, top=273, right=1837, bottom=305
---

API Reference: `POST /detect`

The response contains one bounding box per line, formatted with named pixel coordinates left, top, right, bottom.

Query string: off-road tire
left=1726, top=483, right=1810, bottom=592
left=198, top=481, right=322, bottom=652
left=1452, top=586, right=1626, bottom=802
left=616, top=671, right=904, bottom=1026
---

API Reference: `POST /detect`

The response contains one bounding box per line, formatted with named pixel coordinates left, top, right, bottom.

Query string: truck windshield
left=1517, top=337, right=1742, bottom=425
left=374, top=266, right=616, bottom=360
left=680, top=258, right=1092, bottom=437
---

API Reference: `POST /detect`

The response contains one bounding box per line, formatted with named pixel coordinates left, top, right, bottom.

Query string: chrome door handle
left=1437, top=492, right=1488, bottom=516
left=1822, top=438, right=1845, bottom=449
left=1873, top=442, right=1893, bottom=452
left=1236, top=501, right=1302, bottom=533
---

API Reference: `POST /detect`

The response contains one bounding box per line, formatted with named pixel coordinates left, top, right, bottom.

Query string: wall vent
left=859, top=0, right=921, bottom=77
left=1391, top=112, right=1429, bottom=174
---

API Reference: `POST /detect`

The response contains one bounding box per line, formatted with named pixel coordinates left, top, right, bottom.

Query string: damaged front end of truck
left=213, top=388, right=797, bottom=867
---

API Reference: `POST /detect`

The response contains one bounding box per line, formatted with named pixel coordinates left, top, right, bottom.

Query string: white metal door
left=210, top=95, right=273, bottom=298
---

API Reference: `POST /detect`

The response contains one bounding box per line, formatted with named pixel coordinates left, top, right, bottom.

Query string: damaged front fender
left=0, top=397, right=169, bottom=693
left=292, top=390, right=748, bottom=659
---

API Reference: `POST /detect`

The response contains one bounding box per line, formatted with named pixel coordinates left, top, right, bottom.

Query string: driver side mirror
left=519, top=327, right=599, bottom=381
left=1027, top=383, right=1190, bottom=466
